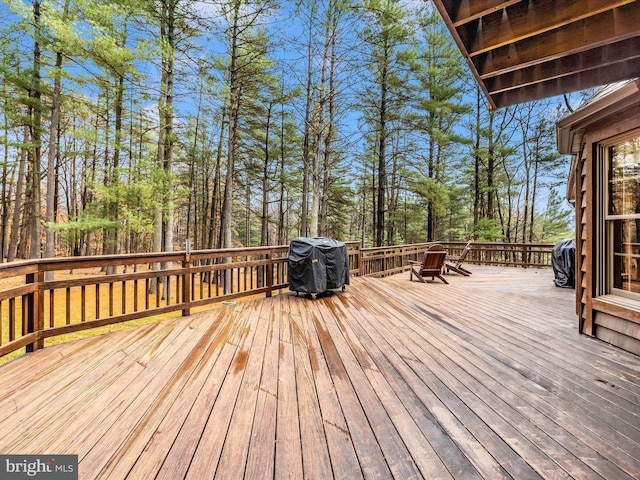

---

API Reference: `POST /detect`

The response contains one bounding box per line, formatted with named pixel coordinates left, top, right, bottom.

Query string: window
left=606, top=133, right=640, bottom=298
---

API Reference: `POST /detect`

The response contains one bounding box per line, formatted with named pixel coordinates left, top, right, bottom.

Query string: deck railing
left=359, top=241, right=554, bottom=277
left=0, top=241, right=553, bottom=359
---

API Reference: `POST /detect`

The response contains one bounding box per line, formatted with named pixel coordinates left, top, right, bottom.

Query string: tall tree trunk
left=44, top=73, right=60, bottom=258
left=501, top=160, right=514, bottom=242
left=261, top=103, right=271, bottom=285
left=486, top=110, right=495, bottom=221
left=105, top=73, right=124, bottom=273
left=162, top=0, right=175, bottom=270
left=310, top=0, right=334, bottom=238
left=320, top=9, right=338, bottom=237
left=244, top=176, right=251, bottom=245
left=300, top=7, right=315, bottom=238
left=277, top=91, right=287, bottom=245
left=521, top=133, right=530, bottom=244
left=29, top=0, right=42, bottom=259
left=222, top=0, right=241, bottom=251
left=221, top=0, right=242, bottom=292
left=473, top=87, right=481, bottom=225
left=427, top=112, right=436, bottom=242
left=44, top=0, right=69, bottom=271
left=187, top=86, right=203, bottom=247
left=151, top=0, right=177, bottom=297
left=81, top=118, right=98, bottom=256
left=151, top=39, right=167, bottom=292
left=376, top=38, right=389, bottom=247
left=360, top=180, right=367, bottom=245
left=209, top=109, right=225, bottom=250
left=386, top=136, right=399, bottom=243
left=1, top=97, right=11, bottom=261
left=261, top=104, right=272, bottom=246
left=7, top=127, right=28, bottom=262
left=529, top=133, right=541, bottom=243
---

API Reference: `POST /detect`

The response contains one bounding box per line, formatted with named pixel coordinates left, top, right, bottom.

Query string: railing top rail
left=0, top=262, right=40, bottom=280
left=0, top=241, right=364, bottom=273
left=359, top=241, right=555, bottom=253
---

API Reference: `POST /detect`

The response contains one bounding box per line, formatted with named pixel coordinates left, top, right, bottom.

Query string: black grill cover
left=552, top=239, right=575, bottom=288
left=288, top=237, right=350, bottom=294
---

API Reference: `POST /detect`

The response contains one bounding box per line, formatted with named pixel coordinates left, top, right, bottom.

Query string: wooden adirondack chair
left=445, top=242, right=472, bottom=276
left=409, top=244, right=448, bottom=284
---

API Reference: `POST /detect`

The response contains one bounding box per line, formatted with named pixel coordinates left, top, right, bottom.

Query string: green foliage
left=324, top=165, right=356, bottom=239
left=0, top=0, right=577, bottom=259
left=535, top=189, right=574, bottom=242
left=472, top=217, right=503, bottom=242
left=411, top=175, right=449, bottom=216
left=442, top=185, right=473, bottom=241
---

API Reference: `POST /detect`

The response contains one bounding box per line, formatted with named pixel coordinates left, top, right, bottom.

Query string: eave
left=556, top=79, right=640, bottom=154
left=431, top=0, right=640, bottom=109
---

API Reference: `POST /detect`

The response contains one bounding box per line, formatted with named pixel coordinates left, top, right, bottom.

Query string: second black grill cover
left=552, top=238, right=575, bottom=288
left=288, top=237, right=349, bottom=294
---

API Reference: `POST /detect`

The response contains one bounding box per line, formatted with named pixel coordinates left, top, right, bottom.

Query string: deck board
left=0, top=266, right=639, bottom=479
left=244, top=297, right=279, bottom=480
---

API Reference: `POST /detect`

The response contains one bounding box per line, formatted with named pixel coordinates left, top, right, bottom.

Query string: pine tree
left=411, top=5, right=468, bottom=241
left=358, top=0, right=415, bottom=246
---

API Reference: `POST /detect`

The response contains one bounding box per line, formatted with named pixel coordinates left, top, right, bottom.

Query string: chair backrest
left=456, top=242, right=472, bottom=264
left=421, top=244, right=447, bottom=272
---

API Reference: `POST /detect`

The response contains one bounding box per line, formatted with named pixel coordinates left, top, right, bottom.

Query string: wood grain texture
left=433, top=0, right=640, bottom=108
left=0, top=266, right=638, bottom=479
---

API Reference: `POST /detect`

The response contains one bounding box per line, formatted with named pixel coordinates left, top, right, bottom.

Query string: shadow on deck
left=0, top=266, right=638, bottom=479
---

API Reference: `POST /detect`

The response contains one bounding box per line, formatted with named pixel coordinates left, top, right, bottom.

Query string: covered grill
left=552, top=239, right=576, bottom=289
left=288, top=237, right=349, bottom=297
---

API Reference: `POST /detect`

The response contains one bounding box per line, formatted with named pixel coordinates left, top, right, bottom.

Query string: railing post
left=182, top=253, right=192, bottom=317
left=523, top=244, right=529, bottom=268
left=266, top=250, right=273, bottom=297
left=381, top=250, right=386, bottom=276
left=26, top=268, right=45, bottom=353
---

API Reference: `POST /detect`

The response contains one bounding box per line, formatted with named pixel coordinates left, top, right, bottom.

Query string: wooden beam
left=465, top=0, right=634, bottom=56
left=485, top=37, right=640, bottom=94
left=439, top=0, right=521, bottom=26
left=475, top=3, right=640, bottom=78
left=433, top=0, right=640, bottom=107
left=491, top=58, right=640, bottom=108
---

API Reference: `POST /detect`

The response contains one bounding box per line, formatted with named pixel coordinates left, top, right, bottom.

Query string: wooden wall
left=577, top=104, right=640, bottom=354
left=574, top=141, right=591, bottom=334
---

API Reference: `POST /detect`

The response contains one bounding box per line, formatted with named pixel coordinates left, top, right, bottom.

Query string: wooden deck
left=0, top=266, right=639, bottom=479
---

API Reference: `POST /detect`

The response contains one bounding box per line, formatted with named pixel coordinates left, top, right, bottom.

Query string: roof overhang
left=556, top=79, right=640, bottom=154
left=431, top=0, right=640, bottom=109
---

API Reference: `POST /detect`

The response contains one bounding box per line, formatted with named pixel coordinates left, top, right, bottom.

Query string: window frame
left=602, top=129, right=640, bottom=301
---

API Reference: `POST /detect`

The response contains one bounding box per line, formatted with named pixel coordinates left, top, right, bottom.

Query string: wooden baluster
left=266, top=251, right=273, bottom=298
left=182, top=252, right=191, bottom=317
left=96, top=284, right=101, bottom=319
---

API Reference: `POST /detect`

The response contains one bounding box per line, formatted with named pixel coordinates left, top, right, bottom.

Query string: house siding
left=575, top=105, right=640, bottom=354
